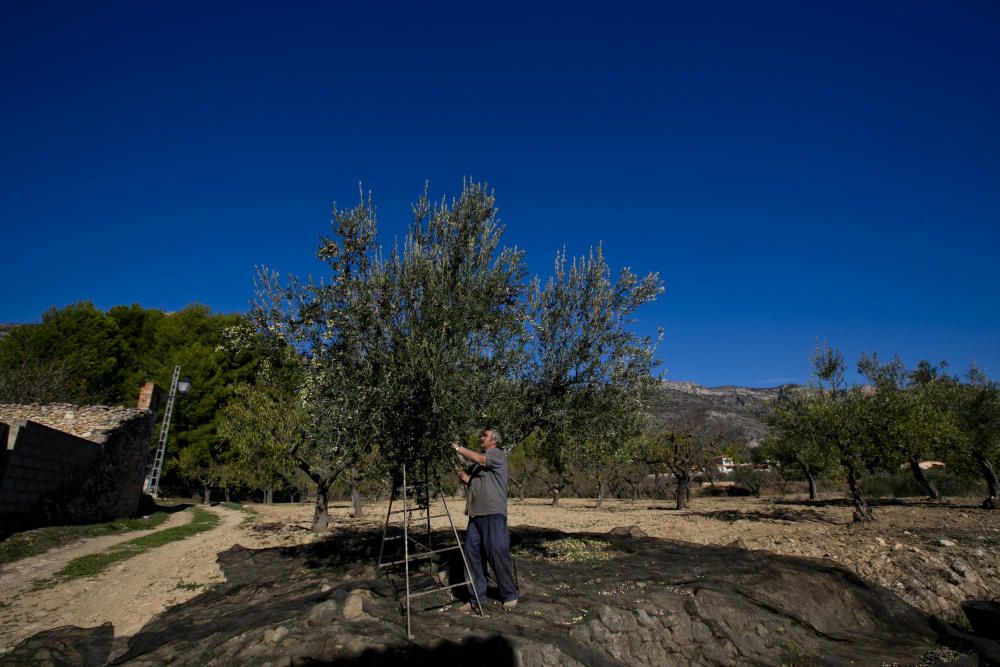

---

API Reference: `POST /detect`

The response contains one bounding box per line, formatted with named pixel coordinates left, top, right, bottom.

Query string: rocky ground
left=527, top=496, right=1000, bottom=619
left=0, top=494, right=997, bottom=665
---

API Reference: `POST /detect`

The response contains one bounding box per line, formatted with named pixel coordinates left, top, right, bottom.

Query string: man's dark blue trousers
left=464, top=513, right=518, bottom=604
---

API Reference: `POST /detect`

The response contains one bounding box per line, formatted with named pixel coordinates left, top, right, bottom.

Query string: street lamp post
left=143, top=365, right=191, bottom=497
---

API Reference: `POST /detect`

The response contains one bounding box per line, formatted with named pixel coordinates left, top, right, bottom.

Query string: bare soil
left=0, top=494, right=997, bottom=658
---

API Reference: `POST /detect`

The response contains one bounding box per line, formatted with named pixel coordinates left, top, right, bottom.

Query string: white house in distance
left=711, top=456, right=735, bottom=474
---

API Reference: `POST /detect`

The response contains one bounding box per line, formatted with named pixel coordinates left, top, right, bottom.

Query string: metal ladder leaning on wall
left=143, top=364, right=181, bottom=497
left=376, top=464, right=483, bottom=637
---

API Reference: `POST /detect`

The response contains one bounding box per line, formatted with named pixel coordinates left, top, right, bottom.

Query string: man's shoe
left=502, top=599, right=518, bottom=611
left=457, top=602, right=481, bottom=613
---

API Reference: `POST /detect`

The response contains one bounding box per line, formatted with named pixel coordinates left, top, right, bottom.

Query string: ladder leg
left=402, top=465, right=412, bottom=638
left=439, top=485, right=483, bottom=616
left=378, top=471, right=486, bottom=635
left=425, top=461, right=433, bottom=577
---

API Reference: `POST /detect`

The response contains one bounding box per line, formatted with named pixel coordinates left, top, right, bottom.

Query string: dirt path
left=1, top=505, right=249, bottom=653
left=0, top=510, right=195, bottom=606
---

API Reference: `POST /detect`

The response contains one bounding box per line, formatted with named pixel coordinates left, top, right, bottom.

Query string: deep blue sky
left=2, top=2, right=998, bottom=387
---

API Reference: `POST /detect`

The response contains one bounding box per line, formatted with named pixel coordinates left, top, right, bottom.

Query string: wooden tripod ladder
left=376, top=464, right=483, bottom=637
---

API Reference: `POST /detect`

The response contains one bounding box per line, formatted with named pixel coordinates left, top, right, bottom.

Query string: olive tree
left=249, top=192, right=385, bottom=531
left=765, top=392, right=838, bottom=500
left=247, top=181, right=664, bottom=523
left=217, top=375, right=311, bottom=503
left=618, top=434, right=661, bottom=501
left=653, top=426, right=705, bottom=510
left=525, top=245, right=662, bottom=505
left=857, top=355, right=958, bottom=500
left=372, top=184, right=529, bottom=473
left=950, top=366, right=1000, bottom=508
left=249, top=183, right=529, bottom=530
left=811, top=342, right=880, bottom=522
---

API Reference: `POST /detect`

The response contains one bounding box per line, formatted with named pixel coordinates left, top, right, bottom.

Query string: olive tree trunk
left=596, top=477, right=607, bottom=508
left=799, top=460, right=818, bottom=500
left=846, top=465, right=875, bottom=522
left=674, top=471, right=691, bottom=510
left=350, top=472, right=363, bottom=518
left=908, top=458, right=941, bottom=500
left=312, top=479, right=332, bottom=532
left=973, top=452, right=999, bottom=509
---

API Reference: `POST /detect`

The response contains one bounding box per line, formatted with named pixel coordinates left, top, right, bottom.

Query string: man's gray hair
left=487, top=427, right=504, bottom=448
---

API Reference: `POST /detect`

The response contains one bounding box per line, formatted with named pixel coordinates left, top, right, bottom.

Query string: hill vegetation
left=0, top=302, right=261, bottom=499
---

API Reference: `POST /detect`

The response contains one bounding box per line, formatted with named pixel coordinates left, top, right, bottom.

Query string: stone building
left=0, top=402, right=155, bottom=534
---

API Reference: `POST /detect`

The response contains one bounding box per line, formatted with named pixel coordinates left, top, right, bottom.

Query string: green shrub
left=862, top=469, right=984, bottom=499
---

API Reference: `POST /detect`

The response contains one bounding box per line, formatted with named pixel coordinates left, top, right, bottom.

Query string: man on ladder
left=452, top=427, right=519, bottom=612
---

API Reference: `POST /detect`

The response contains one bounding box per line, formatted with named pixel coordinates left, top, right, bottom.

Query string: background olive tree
left=525, top=245, right=662, bottom=505
left=764, top=392, right=838, bottom=500
left=949, top=366, right=1000, bottom=508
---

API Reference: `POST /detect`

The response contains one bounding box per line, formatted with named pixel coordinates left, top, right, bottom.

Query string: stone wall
left=0, top=404, right=155, bottom=533
left=137, top=382, right=163, bottom=412
left=0, top=403, right=148, bottom=443
left=59, top=410, right=155, bottom=523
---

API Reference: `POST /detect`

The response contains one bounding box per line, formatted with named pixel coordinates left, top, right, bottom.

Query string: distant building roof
left=899, top=460, right=946, bottom=471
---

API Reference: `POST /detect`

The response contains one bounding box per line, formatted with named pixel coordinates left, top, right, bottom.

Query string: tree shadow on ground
left=249, top=521, right=316, bottom=537
left=694, top=508, right=845, bottom=525
left=643, top=504, right=844, bottom=525
left=152, top=503, right=194, bottom=514
left=0, top=622, right=114, bottom=667
left=771, top=497, right=986, bottom=510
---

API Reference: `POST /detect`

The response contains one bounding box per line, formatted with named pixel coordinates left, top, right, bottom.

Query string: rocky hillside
left=647, top=380, right=806, bottom=447
left=0, top=324, right=22, bottom=341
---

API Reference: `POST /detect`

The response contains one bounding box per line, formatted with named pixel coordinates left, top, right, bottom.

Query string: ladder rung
left=408, top=581, right=470, bottom=599
left=389, top=507, right=429, bottom=515
left=383, top=534, right=437, bottom=546
left=386, top=510, right=448, bottom=528
left=378, top=545, right=461, bottom=568
left=408, top=537, right=430, bottom=552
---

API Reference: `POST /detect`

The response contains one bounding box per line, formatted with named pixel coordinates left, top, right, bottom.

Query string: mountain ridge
left=648, top=379, right=806, bottom=447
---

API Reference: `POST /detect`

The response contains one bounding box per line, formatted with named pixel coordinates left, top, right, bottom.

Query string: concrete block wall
left=0, top=405, right=155, bottom=533
left=0, top=423, right=9, bottom=494
left=0, top=420, right=101, bottom=519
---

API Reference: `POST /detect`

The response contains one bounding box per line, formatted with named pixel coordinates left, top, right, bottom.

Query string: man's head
left=480, top=427, right=503, bottom=450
